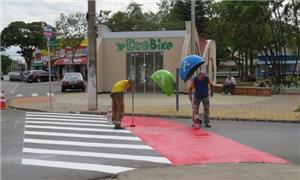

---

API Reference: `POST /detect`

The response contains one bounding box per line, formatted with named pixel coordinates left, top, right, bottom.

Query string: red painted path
left=123, top=116, right=289, bottom=165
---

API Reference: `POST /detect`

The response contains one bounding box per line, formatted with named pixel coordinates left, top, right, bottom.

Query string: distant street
left=2, top=77, right=65, bottom=100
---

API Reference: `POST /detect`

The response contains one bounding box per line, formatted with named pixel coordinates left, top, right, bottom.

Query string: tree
left=256, top=0, right=300, bottom=85
left=207, top=0, right=299, bottom=86
left=156, top=0, right=185, bottom=30
left=1, top=55, right=13, bottom=74
left=104, top=2, right=160, bottom=31
left=280, top=0, right=299, bottom=84
left=1, top=21, right=45, bottom=70
left=172, top=0, right=214, bottom=36
left=55, top=12, right=87, bottom=66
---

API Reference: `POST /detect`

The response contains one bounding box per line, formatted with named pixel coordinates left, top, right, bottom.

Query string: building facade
left=96, top=22, right=217, bottom=93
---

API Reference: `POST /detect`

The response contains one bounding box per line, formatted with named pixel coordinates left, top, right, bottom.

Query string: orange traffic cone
left=0, top=90, right=8, bottom=110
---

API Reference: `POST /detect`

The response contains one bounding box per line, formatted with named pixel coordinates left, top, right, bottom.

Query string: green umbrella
left=151, top=69, right=175, bottom=96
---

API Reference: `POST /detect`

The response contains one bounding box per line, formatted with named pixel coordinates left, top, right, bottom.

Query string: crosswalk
left=22, top=112, right=171, bottom=174
left=15, top=93, right=55, bottom=98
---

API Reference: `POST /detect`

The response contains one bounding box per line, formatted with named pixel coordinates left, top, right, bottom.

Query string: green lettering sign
left=116, top=38, right=173, bottom=52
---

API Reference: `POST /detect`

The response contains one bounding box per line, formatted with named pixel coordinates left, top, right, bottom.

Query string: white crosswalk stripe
left=26, top=120, right=113, bottom=127
left=22, top=159, right=134, bottom=174
left=16, top=94, right=23, bottom=97
left=14, top=93, right=56, bottom=98
left=46, top=93, right=54, bottom=96
left=22, top=112, right=171, bottom=174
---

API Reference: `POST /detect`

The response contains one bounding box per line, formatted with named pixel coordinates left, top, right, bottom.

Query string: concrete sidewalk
left=102, top=163, right=299, bottom=180
left=9, top=93, right=300, bottom=122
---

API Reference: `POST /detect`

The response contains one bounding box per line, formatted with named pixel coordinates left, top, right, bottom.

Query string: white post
left=191, top=0, right=195, bottom=23
left=47, top=40, right=52, bottom=108
left=191, top=0, right=196, bottom=54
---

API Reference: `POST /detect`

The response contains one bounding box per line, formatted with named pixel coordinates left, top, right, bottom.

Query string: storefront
left=96, top=22, right=217, bottom=93
left=54, top=56, right=88, bottom=79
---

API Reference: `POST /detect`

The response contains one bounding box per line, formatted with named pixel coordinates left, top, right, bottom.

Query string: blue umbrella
left=179, top=55, right=205, bottom=82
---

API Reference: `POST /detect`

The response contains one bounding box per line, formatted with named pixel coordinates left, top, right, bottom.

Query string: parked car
left=22, top=70, right=31, bottom=81
left=8, top=71, right=23, bottom=81
left=0, top=72, right=4, bottom=80
left=61, top=72, right=85, bottom=92
left=23, top=70, right=57, bottom=83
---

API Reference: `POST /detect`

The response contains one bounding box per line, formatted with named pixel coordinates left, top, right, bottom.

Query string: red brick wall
left=213, top=84, right=271, bottom=96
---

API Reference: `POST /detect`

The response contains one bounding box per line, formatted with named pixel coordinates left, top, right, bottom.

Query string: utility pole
left=87, top=0, right=97, bottom=110
left=43, top=24, right=54, bottom=108
left=191, top=0, right=196, bottom=24
left=191, top=0, right=196, bottom=54
left=47, top=40, right=53, bottom=108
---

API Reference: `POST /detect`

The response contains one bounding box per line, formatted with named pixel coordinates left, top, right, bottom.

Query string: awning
left=54, top=57, right=87, bottom=65
left=257, top=60, right=298, bottom=65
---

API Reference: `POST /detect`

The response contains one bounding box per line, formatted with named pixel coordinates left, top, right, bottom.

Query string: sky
left=1, top=0, right=159, bottom=60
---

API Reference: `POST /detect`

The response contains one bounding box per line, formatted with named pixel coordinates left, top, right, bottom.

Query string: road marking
left=24, top=131, right=142, bottom=141
left=31, top=93, right=38, bottom=97
left=23, top=148, right=170, bottom=164
left=10, top=84, right=20, bottom=94
left=16, top=94, right=23, bottom=97
left=26, top=114, right=104, bottom=120
left=27, top=112, right=105, bottom=118
left=25, top=125, right=131, bottom=133
left=46, top=93, right=54, bottom=96
left=26, top=117, right=107, bottom=123
left=123, top=116, right=290, bottom=165
left=22, top=112, right=172, bottom=174
left=26, top=121, right=113, bottom=127
left=22, top=159, right=134, bottom=174
left=24, top=138, right=152, bottom=150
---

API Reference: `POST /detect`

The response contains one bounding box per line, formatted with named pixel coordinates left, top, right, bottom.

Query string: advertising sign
left=43, top=25, right=53, bottom=40
left=116, top=38, right=173, bottom=52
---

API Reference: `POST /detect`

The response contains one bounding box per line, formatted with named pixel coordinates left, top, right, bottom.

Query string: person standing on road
left=111, top=79, right=133, bottom=129
left=189, top=71, right=214, bottom=128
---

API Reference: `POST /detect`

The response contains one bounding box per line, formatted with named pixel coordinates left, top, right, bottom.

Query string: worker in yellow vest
left=111, top=79, right=133, bottom=129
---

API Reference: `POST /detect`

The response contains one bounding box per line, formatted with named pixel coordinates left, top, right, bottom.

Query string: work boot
left=205, top=121, right=212, bottom=128
left=196, top=119, right=202, bottom=124
left=114, top=124, right=125, bottom=129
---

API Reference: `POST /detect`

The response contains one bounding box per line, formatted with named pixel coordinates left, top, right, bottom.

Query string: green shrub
left=295, top=105, right=300, bottom=112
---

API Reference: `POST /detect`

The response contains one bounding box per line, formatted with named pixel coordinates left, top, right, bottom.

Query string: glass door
left=126, top=51, right=163, bottom=93
left=154, top=52, right=164, bottom=93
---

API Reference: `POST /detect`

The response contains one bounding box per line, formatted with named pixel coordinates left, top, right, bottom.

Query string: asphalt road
left=1, top=109, right=170, bottom=180
left=1, top=77, right=83, bottom=100
left=2, top=109, right=300, bottom=180
left=174, top=118, right=300, bottom=165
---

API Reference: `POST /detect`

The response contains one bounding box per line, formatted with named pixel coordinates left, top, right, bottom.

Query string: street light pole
left=191, top=0, right=196, bottom=54
left=191, top=0, right=195, bottom=23
left=87, top=0, right=97, bottom=110
left=47, top=40, right=53, bottom=108
left=43, top=25, right=54, bottom=108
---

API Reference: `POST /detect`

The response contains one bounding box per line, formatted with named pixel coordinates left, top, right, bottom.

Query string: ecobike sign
left=116, top=38, right=173, bottom=52
left=43, top=25, right=53, bottom=40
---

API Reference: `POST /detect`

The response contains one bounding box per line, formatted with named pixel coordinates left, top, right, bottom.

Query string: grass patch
left=295, top=105, right=300, bottom=112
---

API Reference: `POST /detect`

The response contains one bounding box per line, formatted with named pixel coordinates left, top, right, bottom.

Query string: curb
left=9, top=104, right=300, bottom=124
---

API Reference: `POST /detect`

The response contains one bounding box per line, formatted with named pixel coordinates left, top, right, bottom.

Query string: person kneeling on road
left=110, top=79, right=133, bottom=129
left=189, top=71, right=214, bottom=128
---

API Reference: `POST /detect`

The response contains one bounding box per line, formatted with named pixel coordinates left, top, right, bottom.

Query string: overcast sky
left=1, top=0, right=159, bottom=60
